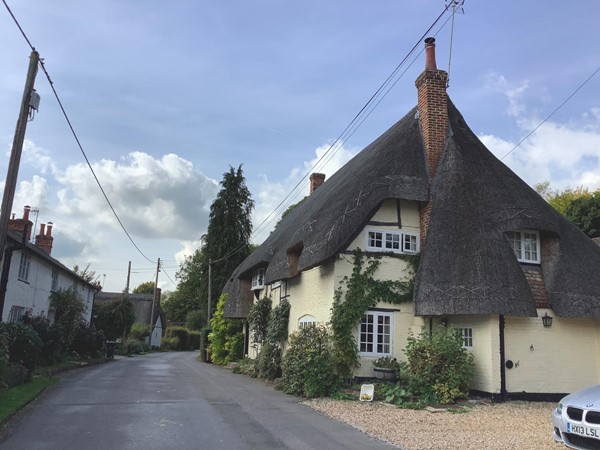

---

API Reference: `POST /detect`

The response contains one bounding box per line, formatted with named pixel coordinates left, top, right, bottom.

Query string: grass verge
left=0, top=377, right=59, bottom=423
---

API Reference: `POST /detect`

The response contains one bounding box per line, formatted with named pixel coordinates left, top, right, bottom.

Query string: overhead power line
left=500, top=65, right=600, bottom=161
left=2, top=0, right=156, bottom=264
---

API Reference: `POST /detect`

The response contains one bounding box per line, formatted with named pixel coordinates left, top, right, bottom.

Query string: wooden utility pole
left=150, top=258, right=160, bottom=328
left=207, top=259, right=212, bottom=322
left=125, top=261, right=131, bottom=293
left=0, top=50, right=39, bottom=266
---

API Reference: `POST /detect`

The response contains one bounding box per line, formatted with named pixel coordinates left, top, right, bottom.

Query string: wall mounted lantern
left=542, top=312, right=553, bottom=328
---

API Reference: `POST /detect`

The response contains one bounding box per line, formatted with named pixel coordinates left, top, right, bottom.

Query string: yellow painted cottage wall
left=504, top=310, right=600, bottom=394
left=437, top=316, right=501, bottom=394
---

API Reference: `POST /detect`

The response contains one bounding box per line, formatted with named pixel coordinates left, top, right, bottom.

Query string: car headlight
left=557, top=402, right=563, bottom=414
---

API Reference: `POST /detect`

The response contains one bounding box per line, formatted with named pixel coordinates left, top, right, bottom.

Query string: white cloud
left=480, top=74, right=600, bottom=190
left=175, top=239, right=204, bottom=264
left=53, top=151, right=218, bottom=240
left=251, top=141, right=358, bottom=243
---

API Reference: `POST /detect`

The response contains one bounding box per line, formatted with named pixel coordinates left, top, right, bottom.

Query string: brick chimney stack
left=8, top=206, right=33, bottom=242
left=309, top=173, right=326, bottom=193
left=35, top=221, right=54, bottom=254
left=415, top=37, right=449, bottom=245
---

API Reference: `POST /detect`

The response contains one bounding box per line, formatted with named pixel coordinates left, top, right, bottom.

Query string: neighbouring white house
left=94, top=291, right=166, bottom=347
left=222, top=38, right=600, bottom=400
left=0, top=205, right=99, bottom=324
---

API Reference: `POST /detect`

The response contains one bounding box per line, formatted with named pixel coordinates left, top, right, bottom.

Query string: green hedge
left=164, top=326, right=190, bottom=350
left=189, top=331, right=201, bottom=350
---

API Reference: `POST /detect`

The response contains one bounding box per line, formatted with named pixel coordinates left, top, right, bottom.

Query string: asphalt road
left=0, top=352, right=396, bottom=449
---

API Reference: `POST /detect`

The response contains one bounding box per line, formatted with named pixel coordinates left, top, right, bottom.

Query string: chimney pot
left=46, top=222, right=53, bottom=236
left=23, top=205, right=31, bottom=221
left=39, top=223, right=46, bottom=235
left=424, top=37, right=437, bottom=70
left=309, top=173, right=326, bottom=193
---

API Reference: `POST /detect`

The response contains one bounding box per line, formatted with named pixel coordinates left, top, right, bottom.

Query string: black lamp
left=542, top=312, right=553, bottom=328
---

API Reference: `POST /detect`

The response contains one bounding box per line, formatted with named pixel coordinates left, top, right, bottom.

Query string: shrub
left=185, top=310, right=206, bottom=331
left=232, top=358, right=258, bottom=377
left=0, top=322, right=42, bottom=375
left=189, top=331, right=201, bottom=350
left=92, top=298, right=135, bottom=341
left=199, top=327, right=211, bottom=362
left=266, top=300, right=290, bottom=344
left=280, top=325, right=338, bottom=398
left=404, top=326, right=475, bottom=404
left=0, top=333, right=8, bottom=392
left=125, top=339, right=147, bottom=354
left=247, top=297, right=271, bottom=345
left=5, top=362, right=29, bottom=389
left=72, top=324, right=105, bottom=358
left=257, top=343, right=281, bottom=381
left=21, top=314, right=60, bottom=365
left=165, top=326, right=190, bottom=350
left=209, top=294, right=244, bottom=365
left=161, top=336, right=180, bottom=350
left=50, top=287, right=87, bottom=355
left=129, top=323, right=151, bottom=341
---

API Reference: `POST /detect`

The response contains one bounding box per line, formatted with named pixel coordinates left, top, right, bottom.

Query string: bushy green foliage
left=0, top=333, right=8, bottom=392
left=5, top=363, right=29, bottom=389
left=257, top=343, right=281, bottom=380
left=185, top=310, right=206, bottom=331
left=247, top=297, right=272, bottom=344
left=125, top=339, right=148, bottom=354
left=232, top=357, right=258, bottom=377
left=92, top=298, right=135, bottom=341
left=129, top=323, right=151, bottom=341
left=209, top=294, right=244, bottom=365
left=22, top=315, right=59, bottom=365
left=280, top=325, right=338, bottom=398
left=189, top=331, right=201, bottom=350
left=266, top=300, right=290, bottom=344
left=404, top=327, right=475, bottom=404
left=0, top=323, right=42, bottom=374
left=379, top=383, right=417, bottom=407
left=330, top=250, right=417, bottom=383
left=72, top=324, right=105, bottom=358
left=165, top=326, right=190, bottom=350
left=132, top=281, right=155, bottom=294
left=161, top=336, right=180, bottom=350
left=199, top=326, right=211, bottom=361
left=50, top=287, right=87, bottom=354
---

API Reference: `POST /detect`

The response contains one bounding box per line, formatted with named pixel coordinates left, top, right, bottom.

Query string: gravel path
left=303, top=399, right=557, bottom=449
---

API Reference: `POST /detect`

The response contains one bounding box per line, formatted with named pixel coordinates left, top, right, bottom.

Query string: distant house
left=94, top=291, right=165, bottom=347
left=0, top=206, right=99, bottom=323
left=223, top=38, right=600, bottom=399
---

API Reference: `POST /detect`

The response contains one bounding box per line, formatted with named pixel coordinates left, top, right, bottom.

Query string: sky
left=1, top=0, right=599, bottom=293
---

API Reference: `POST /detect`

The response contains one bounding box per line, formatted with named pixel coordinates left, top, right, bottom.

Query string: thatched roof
left=224, top=98, right=600, bottom=319
left=224, top=107, right=429, bottom=317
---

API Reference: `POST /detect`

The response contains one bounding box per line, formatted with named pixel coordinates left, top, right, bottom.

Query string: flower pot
left=373, top=367, right=397, bottom=381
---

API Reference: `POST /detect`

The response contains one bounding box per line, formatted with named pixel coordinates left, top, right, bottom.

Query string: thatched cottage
left=223, top=38, right=600, bottom=399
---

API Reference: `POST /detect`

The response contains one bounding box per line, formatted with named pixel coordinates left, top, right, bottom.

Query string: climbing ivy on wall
left=330, top=250, right=418, bottom=383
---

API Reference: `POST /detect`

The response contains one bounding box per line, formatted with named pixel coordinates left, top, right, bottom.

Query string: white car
left=553, top=384, right=600, bottom=449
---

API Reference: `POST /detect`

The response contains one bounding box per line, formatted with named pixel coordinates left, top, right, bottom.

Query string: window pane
left=403, top=234, right=417, bottom=252
left=385, top=233, right=400, bottom=249
left=368, top=232, right=383, bottom=248
left=524, top=233, right=538, bottom=261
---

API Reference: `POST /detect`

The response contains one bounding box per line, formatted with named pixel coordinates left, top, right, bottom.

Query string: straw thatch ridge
left=224, top=107, right=430, bottom=317
left=414, top=102, right=600, bottom=317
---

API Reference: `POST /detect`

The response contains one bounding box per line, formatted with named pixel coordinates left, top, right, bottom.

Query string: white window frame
left=507, top=230, right=540, bottom=264
left=51, top=268, right=59, bottom=291
left=457, top=327, right=473, bottom=349
left=8, top=306, right=26, bottom=323
left=251, top=268, right=265, bottom=290
left=358, top=310, right=393, bottom=357
left=18, top=253, right=31, bottom=281
left=366, top=228, right=419, bottom=254
left=298, top=315, right=316, bottom=329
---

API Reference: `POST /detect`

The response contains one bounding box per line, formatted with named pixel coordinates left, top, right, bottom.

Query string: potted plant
left=372, top=356, right=400, bottom=381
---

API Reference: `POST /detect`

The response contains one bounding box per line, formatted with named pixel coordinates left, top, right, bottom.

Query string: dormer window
left=251, top=268, right=265, bottom=290
left=366, top=229, right=419, bottom=254
left=507, top=230, right=540, bottom=264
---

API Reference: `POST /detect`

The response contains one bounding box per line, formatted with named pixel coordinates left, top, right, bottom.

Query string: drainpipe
left=499, top=315, right=507, bottom=400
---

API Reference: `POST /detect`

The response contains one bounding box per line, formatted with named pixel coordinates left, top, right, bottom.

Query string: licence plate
left=568, top=422, right=600, bottom=440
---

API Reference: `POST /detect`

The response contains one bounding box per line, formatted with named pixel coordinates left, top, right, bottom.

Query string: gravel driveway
left=303, top=399, right=557, bottom=449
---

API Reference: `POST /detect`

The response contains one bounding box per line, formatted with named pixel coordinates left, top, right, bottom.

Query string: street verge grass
left=0, top=377, right=58, bottom=423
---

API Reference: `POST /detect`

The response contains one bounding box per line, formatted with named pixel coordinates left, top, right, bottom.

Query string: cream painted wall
left=504, top=310, right=600, bottom=394
left=345, top=199, right=420, bottom=250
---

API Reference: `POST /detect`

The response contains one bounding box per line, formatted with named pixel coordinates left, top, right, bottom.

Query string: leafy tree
left=72, top=263, right=100, bottom=285
left=208, top=294, right=244, bottom=365
left=50, top=287, right=87, bottom=355
left=169, top=165, right=254, bottom=322
left=133, top=281, right=155, bottom=294
left=534, top=181, right=599, bottom=237
left=93, top=298, right=135, bottom=342
left=185, top=310, right=206, bottom=331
